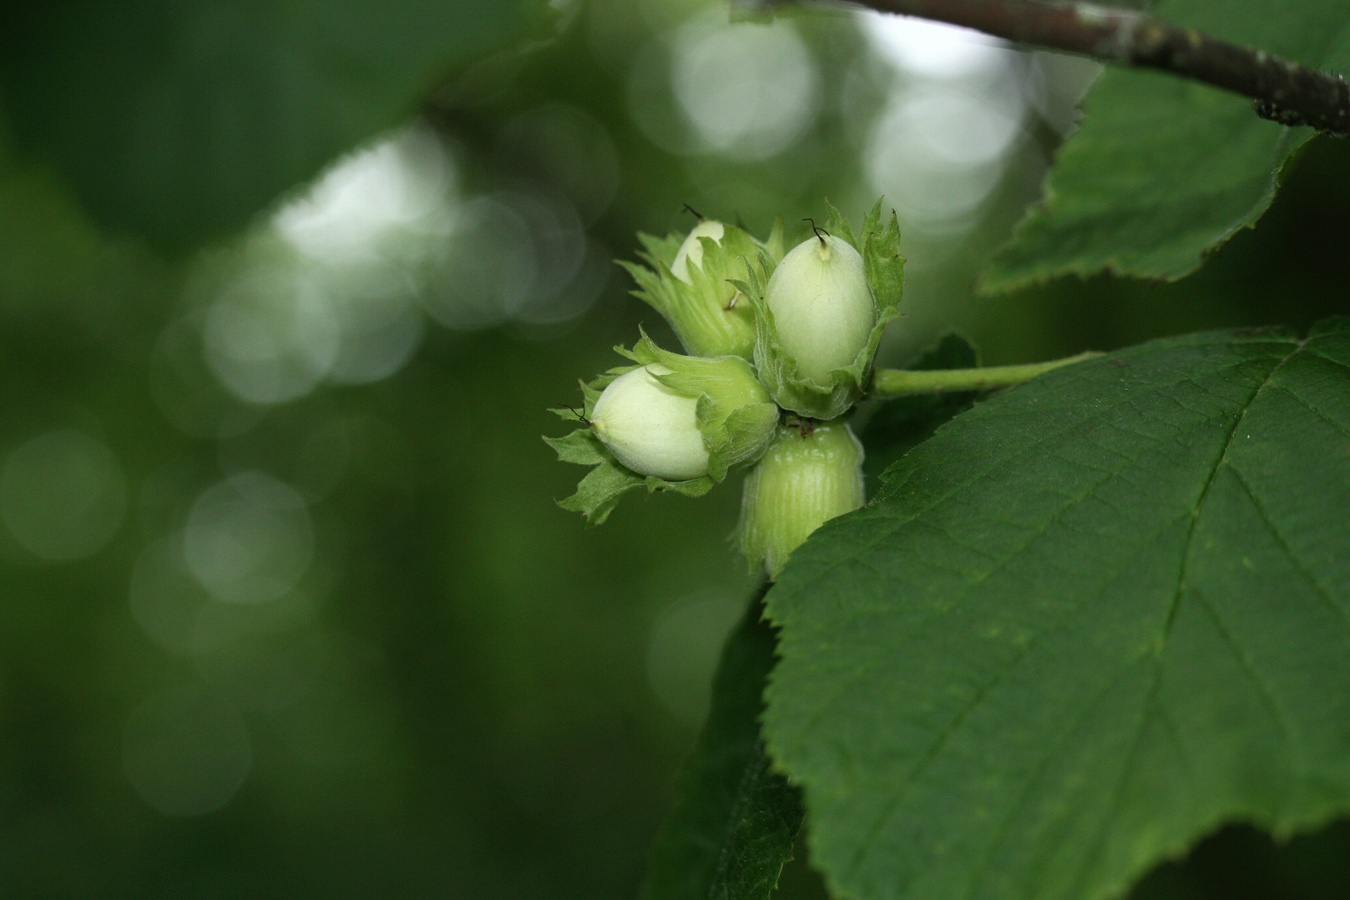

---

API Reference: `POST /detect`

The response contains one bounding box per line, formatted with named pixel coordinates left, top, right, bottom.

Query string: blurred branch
left=796, top=0, right=1350, bottom=137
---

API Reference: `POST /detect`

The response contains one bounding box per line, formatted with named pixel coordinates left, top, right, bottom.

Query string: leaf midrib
left=1057, top=338, right=1303, bottom=899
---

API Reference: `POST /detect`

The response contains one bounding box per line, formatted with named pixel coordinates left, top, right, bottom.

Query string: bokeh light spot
left=497, top=105, right=621, bottom=223
left=203, top=267, right=340, bottom=405
left=422, top=189, right=600, bottom=331
left=317, top=267, right=426, bottom=386
left=861, top=11, right=1009, bottom=80
left=122, top=683, right=252, bottom=817
left=646, top=589, right=745, bottom=726
left=184, top=472, right=314, bottom=605
left=669, top=15, right=821, bottom=159
left=274, top=125, right=457, bottom=266
left=426, top=195, right=534, bottom=329
left=905, top=88, right=1023, bottom=167
left=866, top=84, right=1025, bottom=227
left=0, top=429, right=127, bottom=562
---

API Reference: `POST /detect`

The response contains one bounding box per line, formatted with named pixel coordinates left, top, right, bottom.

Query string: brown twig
left=798, top=0, right=1350, bottom=137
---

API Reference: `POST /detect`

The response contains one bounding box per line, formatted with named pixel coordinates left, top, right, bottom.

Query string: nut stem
left=871, top=351, right=1102, bottom=397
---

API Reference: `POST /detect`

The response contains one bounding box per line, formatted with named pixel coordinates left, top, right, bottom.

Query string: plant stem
left=871, top=351, right=1102, bottom=397
left=806, top=0, right=1350, bottom=137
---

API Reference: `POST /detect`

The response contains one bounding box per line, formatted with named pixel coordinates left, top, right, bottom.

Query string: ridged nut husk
left=738, top=419, right=865, bottom=579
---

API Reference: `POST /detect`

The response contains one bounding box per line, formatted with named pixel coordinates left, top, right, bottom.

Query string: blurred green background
left=2, top=0, right=1348, bottom=897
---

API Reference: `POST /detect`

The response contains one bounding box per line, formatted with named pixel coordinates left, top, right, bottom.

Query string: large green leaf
left=764, top=318, right=1350, bottom=900
left=0, top=0, right=538, bottom=252
left=982, top=0, right=1350, bottom=292
left=642, top=588, right=804, bottom=900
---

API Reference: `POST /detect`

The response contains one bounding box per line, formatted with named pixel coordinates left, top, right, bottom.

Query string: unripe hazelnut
left=590, top=365, right=710, bottom=481
left=627, top=336, right=779, bottom=480
left=765, top=233, right=875, bottom=384
left=738, top=420, right=865, bottom=579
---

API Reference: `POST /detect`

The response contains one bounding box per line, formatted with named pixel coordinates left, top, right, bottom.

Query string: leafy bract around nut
left=546, top=334, right=780, bottom=523
left=546, top=372, right=713, bottom=525
left=738, top=419, right=865, bottom=579
left=741, top=200, right=904, bottom=420
left=619, top=219, right=785, bottom=360
left=670, top=219, right=724, bottom=282
left=626, top=332, right=780, bottom=481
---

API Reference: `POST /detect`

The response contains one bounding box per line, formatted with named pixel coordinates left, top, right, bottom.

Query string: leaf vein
left=1226, top=465, right=1350, bottom=636
left=1192, top=587, right=1305, bottom=807
left=961, top=657, right=1154, bottom=900
left=1270, top=380, right=1350, bottom=444
left=1065, top=343, right=1299, bottom=896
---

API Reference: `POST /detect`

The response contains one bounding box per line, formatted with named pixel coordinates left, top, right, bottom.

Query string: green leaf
left=982, top=0, right=1350, bottom=292
left=857, top=200, right=904, bottom=317
left=547, top=446, right=714, bottom=526
left=0, top=0, right=540, bottom=252
left=552, top=456, right=646, bottom=524
left=764, top=318, right=1350, bottom=900
left=642, top=589, right=805, bottom=900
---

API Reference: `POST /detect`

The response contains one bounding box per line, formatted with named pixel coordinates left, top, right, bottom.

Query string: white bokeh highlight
left=184, top=472, right=314, bottom=605
left=203, top=267, right=341, bottom=405
left=858, top=11, right=1028, bottom=229
left=274, top=125, right=457, bottom=266
left=674, top=20, right=820, bottom=158
left=862, top=13, right=1007, bottom=80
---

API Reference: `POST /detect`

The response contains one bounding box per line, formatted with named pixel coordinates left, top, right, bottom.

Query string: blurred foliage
left=0, top=0, right=1348, bottom=897
left=0, top=0, right=542, bottom=251
left=641, top=588, right=803, bottom=900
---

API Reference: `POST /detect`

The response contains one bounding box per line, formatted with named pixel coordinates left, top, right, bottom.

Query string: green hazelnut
left=738, top=420, right=865, bottom=579
left=766, top=233, right=876, bottom=384
left=627, top=333, right=779, bottom=480
left=591, top=364, right=710, bottom=481
left=744, top=202, right=905, bottom=421
left=546, top=334, right=782, bottom=523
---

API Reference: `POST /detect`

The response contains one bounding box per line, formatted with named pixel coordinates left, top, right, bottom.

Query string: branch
left=871, top=351, right=1102, bottom=397
left=813, top=0, right=1350, bottom=137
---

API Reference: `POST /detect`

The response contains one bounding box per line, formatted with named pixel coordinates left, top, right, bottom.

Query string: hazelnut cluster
left=547, top=201, right=903, bottom=578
